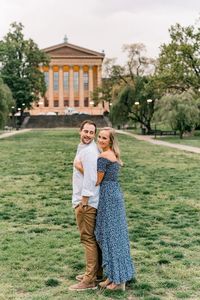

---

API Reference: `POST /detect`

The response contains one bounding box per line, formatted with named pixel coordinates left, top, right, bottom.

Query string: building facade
left=31, top=41, right=105, bottom=115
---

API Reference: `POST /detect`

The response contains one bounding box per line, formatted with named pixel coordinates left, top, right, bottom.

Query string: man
left=69, top=120, right=102, bottom=292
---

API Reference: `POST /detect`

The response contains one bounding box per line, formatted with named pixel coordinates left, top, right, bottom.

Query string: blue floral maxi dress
left=95, top=157, right=135, bottom=284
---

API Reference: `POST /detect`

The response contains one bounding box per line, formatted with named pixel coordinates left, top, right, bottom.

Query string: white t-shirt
left=72, top=141, right=100, bottom=209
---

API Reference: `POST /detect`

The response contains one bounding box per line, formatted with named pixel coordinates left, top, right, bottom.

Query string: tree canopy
left=110, top=76, right=158, bottom=131
left=0, top=78, right=14, bottom=128
left=0, top=22, right=50, bottom=111
left=156, top=22, right=200, bottom=94
left=153, top=90, right=200, bottom=138
left=97, top=44, right=158, bottom=130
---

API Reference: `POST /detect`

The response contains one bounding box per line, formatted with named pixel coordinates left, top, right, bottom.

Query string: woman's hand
left=74, top=160, right=84, bottom=174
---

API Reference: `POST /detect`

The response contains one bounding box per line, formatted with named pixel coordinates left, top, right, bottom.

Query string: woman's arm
left=74, top=160, right=84, bottom=174
left=96, top=171, right=105, bottom=185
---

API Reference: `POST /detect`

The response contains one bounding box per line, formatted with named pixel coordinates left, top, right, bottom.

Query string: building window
left=83, top=72, right=89, bottom=90
left=74, top=100, right=79, bottom=107
left=53, top=72, right=59, bottom=91
left=73, top=71, right=79, bottom=97
left=44, top=72, right=49, bottom=88
left=84, top=97, right=89, bottom=107
left=64, top=100, right=69, bottom=107
left=54, top=100, right=59, bottom=107
left=63, top=71, right=69, bottom=92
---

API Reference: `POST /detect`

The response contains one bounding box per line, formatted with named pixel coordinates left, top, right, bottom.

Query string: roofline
left=42, top=42, right=105, bottom=58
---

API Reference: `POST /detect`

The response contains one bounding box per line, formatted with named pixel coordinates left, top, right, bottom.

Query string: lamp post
left=146, top=99, right=152, bottom=134
left=16, top=108, right=21, bottom=130
left=11, top=106, right=16, bottom=129
left=134, top=101, right=139, bottom=131
left=147, top=99, right=152, bottom=121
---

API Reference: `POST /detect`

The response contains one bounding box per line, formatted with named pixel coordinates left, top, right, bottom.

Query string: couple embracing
left=69, top=120, right=135, bottom=292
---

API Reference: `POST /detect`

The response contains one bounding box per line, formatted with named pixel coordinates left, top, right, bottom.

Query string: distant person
left=69, top=120, right=102, bottom=292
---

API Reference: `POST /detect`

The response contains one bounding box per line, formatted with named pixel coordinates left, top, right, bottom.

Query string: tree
left=0, top=78, right=14, bottom=128
left=156, top=22, right=200, bottom=93
left=92, top=58, right=119, bottom=109
left=93, top=44, right=157, bottom=130
left=153, top=90, right=200, bottom=138
left=110, top=76, right=158, bottom=132
left=0, top=22, right=49, bottom=111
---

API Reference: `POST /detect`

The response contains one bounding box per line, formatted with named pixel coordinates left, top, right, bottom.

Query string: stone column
left=69, top=66, right=74, bottom=107
left=97, top=65, right=102, bottom=87
left=79, top=66, right=84, bottom=107
left=49, top=66, right=54, bottom=108
left=59, top=66, right=64, bottom=109
left=88, top=65, right=93, bottom=101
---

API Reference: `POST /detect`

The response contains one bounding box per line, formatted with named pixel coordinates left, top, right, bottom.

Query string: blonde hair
left=99, top=127, right=123, bottom=165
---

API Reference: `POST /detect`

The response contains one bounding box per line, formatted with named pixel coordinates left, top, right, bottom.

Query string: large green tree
left=110, top=76, right=159, bottom=132
left=156, top=22, right=200, bottom=93
left=94, top=44, right=157, bottom=130
left=153, top=90, right=200, bottom=138
left=0, top=22, right=49, bottom=111
left=0, top=78, right=14, bottom=128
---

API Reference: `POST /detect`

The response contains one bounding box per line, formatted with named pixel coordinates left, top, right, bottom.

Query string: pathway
left=116, top=130, right=200, bottom=154
left=0, top=129, right=31, bottom=139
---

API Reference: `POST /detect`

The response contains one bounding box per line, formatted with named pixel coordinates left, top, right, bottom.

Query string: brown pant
left=75, top=205, right=102, bottom=284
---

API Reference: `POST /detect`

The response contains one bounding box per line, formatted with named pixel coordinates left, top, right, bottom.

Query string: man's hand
left=74, top=160, right=84, bottom=174
left=81, top=196, right=89, bottom=207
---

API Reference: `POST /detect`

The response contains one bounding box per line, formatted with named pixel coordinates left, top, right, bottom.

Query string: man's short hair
left=80, top=120, right=97, bottom=133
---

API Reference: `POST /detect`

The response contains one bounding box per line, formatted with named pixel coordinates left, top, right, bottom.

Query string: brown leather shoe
left=68, top=281, right=97, bottom=291
left=75, top=274, right=85, bottom=281
left=106, top=282, right=125, bottom=291
left=76, top=274, right=103, bottom=282
left=99, top=278, right=111, bottom=288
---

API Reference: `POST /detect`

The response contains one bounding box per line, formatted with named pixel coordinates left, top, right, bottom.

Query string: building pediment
left=43, top=42, right=105, bottom=59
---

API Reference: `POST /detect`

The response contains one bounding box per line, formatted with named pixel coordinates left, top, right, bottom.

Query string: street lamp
left=11, top=106, right=15, bottom=128
left=147, top=99, right=152, bottom=104
left=147, top=99, right=152, bottom=118
left=134, top=102, right=141, bottom=132
left=146, top=99, right=153, bottom=135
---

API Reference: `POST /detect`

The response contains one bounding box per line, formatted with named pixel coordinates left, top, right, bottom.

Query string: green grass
left=0, top=129, right=200, bottom=300
left=157, top=135, right=200, bottom=148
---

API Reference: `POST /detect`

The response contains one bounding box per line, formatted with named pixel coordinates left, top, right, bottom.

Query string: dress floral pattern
left=95, top=157, right=135, bottom=284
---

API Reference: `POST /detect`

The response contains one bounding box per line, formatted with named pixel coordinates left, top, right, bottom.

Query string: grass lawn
left=156, top=135, right=200, bottom=148
left=0, top=129, right=200, bottom=300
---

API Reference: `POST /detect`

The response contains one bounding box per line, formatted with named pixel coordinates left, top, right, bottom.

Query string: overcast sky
left=0, top=0, right=199, bottom=64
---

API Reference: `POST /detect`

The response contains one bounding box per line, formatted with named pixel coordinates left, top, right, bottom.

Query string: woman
left=75, top=127, right=135, bottom=290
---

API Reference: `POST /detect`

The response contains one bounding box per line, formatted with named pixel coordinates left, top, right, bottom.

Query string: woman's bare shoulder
left=99, top=152, right=109, bottom=158
left=99, top=151, right=116, bottom=161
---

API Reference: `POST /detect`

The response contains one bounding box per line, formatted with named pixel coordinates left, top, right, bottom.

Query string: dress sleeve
left=97, top=157, right=108, bottom=173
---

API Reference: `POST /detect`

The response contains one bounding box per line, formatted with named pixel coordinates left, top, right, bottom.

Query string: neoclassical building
left=31, top=39, right=105, bottom=115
